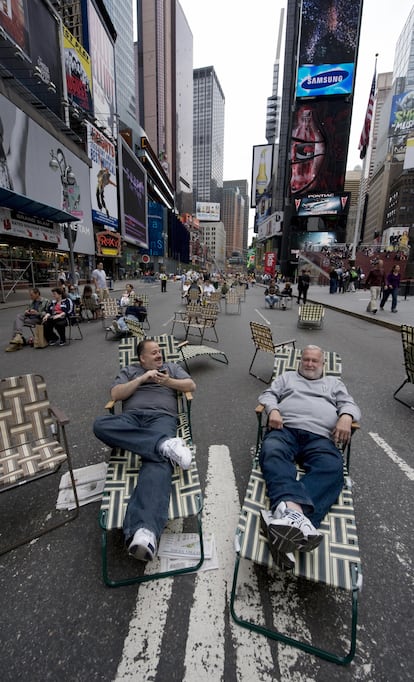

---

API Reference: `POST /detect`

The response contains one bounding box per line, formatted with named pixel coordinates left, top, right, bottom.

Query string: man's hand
left=332, top=414, right=353, bottom=446
left=268, top=408, right=283, bottom=430
left=144, top=369, right=170, bottom=385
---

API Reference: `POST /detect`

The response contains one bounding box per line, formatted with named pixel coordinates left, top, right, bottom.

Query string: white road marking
left=255, top=309, right=270, bottom=324
left=183, top=445, right=275, bottom=681
left=369, top=432, right=414, bottom=481
left=114, top=519, right=183, bottom=681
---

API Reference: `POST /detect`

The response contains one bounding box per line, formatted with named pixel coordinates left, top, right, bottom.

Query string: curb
left=307, top=298, right=402, bottom=332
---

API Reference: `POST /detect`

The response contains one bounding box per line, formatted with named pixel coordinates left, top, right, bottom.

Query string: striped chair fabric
left=297, top=303, right=325, bottom=329
left=0, top=374, right=66, bottom=489
left=236, top=459, right=360, bottom=590
left=0, top=373, right=79, bottom=554
left=272, top=346, right=342, bottom=381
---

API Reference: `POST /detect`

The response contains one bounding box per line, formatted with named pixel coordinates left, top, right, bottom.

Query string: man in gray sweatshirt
left=258, top=345, right=361, bottom=569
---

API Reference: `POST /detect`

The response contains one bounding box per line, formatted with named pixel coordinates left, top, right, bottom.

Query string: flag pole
left=350, top=153, right=368, bottom=260
left=350, top=53, right=378, bottom=260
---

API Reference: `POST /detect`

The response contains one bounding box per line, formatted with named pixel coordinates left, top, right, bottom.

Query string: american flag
left=358, top=67, right=377, bottom=160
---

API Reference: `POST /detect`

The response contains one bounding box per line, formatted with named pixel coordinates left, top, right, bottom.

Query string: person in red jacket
left=365, top=259, right=385, bottom=314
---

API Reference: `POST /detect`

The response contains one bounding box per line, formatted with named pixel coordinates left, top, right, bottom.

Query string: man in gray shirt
left=93, top=339, right=196, bottom=562
left=258, top=345, right=361, bottom=569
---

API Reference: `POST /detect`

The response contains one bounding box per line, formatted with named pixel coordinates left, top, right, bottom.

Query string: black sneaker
left=262, top=503, right=323, bottom=554
left=260, top=510, right=295, bottom=570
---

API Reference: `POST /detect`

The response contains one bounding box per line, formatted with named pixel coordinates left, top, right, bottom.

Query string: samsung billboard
left=296, top=63, right=355, bottom=98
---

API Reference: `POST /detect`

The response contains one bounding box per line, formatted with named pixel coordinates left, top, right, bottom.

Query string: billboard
left=85, top=0, right=116, bottom=137
left=403, top=137, right=414, bottom=170
left=291, top=231, right=336, bottom=252
left=290, top=100, right=351, bottom=197
left=389, top=91, right=414, bottom=138
left=298, top=0, right=361, bottom=66
left=0, top=0, right=64, bottom=117
left=264, top=252, right=277, bottom=277
left=86, top=121, right=118, bottom=230
left=294, top=193, right=350, bottom=216
left=257, top=212, right=283, bottom=241
left=142, top=201, right=165, bottom=257
left=63, top=26, right=93, bottom=114
left=0, top=93, right=94, bottom=254
left=296, top=0, right=362, bottom=98
left=251, top=145, right=274, bottom=208
left=296, top=63, right=355, bottom=98
left=118, top=137, right=148, bottom=248
left=196, top=202, right=220, bottom=221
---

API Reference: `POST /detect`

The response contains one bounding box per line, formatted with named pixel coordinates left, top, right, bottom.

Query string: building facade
left=193, top=66, right=225, bottom=207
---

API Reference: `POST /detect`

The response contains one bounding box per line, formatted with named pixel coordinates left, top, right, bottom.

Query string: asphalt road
left=0, top=282, right=412, bottom=682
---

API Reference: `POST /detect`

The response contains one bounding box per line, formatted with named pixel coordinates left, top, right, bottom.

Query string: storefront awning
left=0, top=188, right=78, bottom=223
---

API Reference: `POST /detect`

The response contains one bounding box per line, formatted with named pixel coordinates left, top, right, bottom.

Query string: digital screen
left=294, top=193, right=350, bottom=216
left=296, top=63, right=354, bottom=98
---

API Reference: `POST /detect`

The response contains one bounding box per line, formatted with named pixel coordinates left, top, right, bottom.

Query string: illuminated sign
left=96, top=229, right=122, bottom=256
left=296, top=63, right=354, bottom=98
left=294, top=193, right=350, bottom=216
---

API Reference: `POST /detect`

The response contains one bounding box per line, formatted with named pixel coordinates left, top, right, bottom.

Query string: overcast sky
left=179, top=0, right=414, bottom=188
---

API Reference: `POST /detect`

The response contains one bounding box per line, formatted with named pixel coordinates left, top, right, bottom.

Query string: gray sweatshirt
left=258, top=371, right=361, bottom=440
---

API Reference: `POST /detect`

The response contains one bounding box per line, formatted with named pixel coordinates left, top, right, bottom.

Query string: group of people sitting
left=264, top=280, right=293, bottom=309
left=108, top=283, right=147, bottom=334
left=5, top=286, right=76, bottom=350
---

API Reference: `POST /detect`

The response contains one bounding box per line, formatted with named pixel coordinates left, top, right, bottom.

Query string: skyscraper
left=193, top=66, right=225, bottom=207
left=103, top=0, right=137, bottom=126
left=223, top=179, right=250, bottom=255
left=135, top=0, right=193, bottom=213
left=266, top=8, right=284, bottom=144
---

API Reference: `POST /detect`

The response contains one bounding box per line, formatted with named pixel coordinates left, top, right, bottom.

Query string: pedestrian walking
left=380, top=265, right=400, bottom=313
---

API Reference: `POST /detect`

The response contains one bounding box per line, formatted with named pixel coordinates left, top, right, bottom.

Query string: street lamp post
left=49, top=149, right=77, bottom=283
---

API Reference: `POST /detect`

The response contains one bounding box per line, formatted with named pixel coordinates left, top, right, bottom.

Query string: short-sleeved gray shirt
left=112, top=362, right=190, bottom=417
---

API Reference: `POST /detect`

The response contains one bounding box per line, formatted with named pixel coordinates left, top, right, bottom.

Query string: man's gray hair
left=302, top=344, right=323, bottom=356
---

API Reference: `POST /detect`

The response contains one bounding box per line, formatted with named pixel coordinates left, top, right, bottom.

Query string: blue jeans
left=380, top=287, right=398, bottom=311
left=259, top=427, right=344, bottom=527
left=93, top=411, right=177, bottom=541
left=265, top=294, right=279, bottom=307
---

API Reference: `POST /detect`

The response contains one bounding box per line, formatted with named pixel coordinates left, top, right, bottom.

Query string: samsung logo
left=302, top=70, right=349, bottom=90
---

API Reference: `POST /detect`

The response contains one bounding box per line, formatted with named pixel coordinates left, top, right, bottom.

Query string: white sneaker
left=128, top=527, right=157, bottom=562
left=160, top=437, right=192, bottom=469
left=267, top=501, right=323, bottom=554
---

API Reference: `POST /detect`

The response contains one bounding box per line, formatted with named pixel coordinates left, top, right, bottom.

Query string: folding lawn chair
left=98, top=335, right=204, bottom=587
left=248, top=321, right=296, bottom=383
left=393, top=324, right=414, bottom=409
left=297, top=303, right=325, bottom=329
left=0, top=374, right=79, bottom=556
left=231, top=348, right=362, bottom=665
left=125, top=318, right=228, bottom=372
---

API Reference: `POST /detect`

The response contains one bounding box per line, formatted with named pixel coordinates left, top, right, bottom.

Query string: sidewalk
left=307, top=284, right=413, bottom=331
left=0, top=283, right=127, bottom=311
